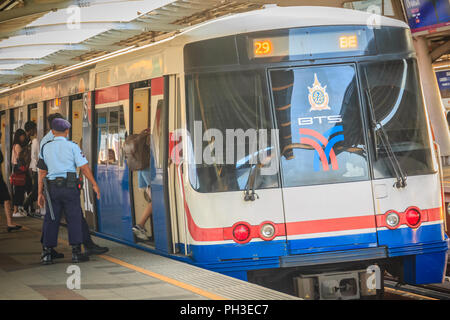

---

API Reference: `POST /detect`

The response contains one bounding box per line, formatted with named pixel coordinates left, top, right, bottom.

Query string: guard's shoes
left=85, top=243, right=109, bottom=256
left=41, top=247, right=54, bottom=265
left=72, top=245, right=90, bottom=263
left=51, top=248, right=64, bottom=259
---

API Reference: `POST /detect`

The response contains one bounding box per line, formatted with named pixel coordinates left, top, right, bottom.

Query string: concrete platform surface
left=0, top=213, right=298, bottom=300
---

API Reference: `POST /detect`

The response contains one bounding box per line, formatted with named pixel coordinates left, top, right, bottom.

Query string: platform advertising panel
left=436, top=69, right=450, bottom=110
left=404, top=0, right=450, bottom=35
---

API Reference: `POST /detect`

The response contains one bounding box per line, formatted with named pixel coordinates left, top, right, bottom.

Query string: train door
left=44, top=98, right=68, bottom=133
left=70, top=95, right=83, bottom=145
left=167, top=75, right=185, bottom=253
left=11, top=107, right=25, bottom=132
left=148, top=76, right=174, bottom=253
left=269, top=64, right=379, bottom=254
left=131, top=85, right=154, bottom=243
left=28, top=104, right=37, bottom=123
left=0, top=112, right=6, bottom=179
left=94, top=85, right=133, bottom=242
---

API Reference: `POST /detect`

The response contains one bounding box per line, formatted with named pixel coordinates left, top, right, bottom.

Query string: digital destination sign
left=249, top=29, right=368, bottom=59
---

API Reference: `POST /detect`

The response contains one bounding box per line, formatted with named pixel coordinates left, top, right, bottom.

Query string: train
left=0, top=6, right=448, bottom=300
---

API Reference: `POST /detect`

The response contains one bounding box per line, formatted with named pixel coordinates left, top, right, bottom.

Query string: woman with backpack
left=0, top=131, right=21, bottom=232
left=10, top=129, right=28, bottom=218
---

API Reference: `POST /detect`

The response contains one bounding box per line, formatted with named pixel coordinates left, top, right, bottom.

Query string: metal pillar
left=413, top=36, right=450, bottom=159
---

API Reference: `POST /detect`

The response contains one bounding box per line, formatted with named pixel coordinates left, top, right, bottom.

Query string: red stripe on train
left=177, top=169, right=442, bottom=241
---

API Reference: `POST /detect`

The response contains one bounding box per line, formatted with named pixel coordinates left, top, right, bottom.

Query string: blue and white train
left=0, top=6, right=448, bottom=299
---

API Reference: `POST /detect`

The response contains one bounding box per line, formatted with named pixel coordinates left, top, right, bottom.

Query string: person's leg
left=81, top=216, right=93, bottom=246
left=138, top=202, right=152, bottom=227
left=62, top=188, right=83, bottom=246
left=41, top=187, right=63, bottom=249
left=4, top=200, right=15, bottom=226
left=62, top=188, right=89, bottom=263
left=12, top=186, right=24, bottom=214
left=82, top=213, right=109, bottom=254
left=23, top=171, right=38, bottom=212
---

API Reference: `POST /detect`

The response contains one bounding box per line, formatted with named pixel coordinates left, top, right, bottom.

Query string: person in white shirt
left=23, top=121, right=39, bottom=215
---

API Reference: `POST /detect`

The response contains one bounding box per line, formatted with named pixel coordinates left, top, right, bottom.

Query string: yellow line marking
left=384, top=287, right=438, bottom=300
left=98, top=254, right=226, bottom=300
left=22, top=222, right=226, bottom=300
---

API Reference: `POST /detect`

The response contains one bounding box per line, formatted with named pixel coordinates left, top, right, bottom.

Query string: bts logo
left=299, top=126, right=344, bottom=171
left=298, top=115, right=342, bottom=126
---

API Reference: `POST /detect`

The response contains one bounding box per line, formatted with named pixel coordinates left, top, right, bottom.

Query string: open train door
left=268, top=64, right=380, bottom=259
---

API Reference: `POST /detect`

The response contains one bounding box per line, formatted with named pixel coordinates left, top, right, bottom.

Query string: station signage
left=404, top=0, right=450, bottom=35
left=435, top=69, right=450, bottom=110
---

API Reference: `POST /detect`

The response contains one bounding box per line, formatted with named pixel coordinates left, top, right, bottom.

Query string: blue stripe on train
left=184, top=223, right=448, bottom=283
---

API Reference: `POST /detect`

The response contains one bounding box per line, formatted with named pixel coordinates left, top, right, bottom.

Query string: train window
left=151, top=99, right=164, bottom=169
left=96, top=107, right=126, bottom=167
left=360, top=58, right=434, bottom=178
left=186, top=70, right=279, bottom=193
left=270, top=64, right=369, bottom=188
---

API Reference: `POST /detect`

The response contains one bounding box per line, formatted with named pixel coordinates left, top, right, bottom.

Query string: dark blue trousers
left=42, top=185, right=83, bottom=247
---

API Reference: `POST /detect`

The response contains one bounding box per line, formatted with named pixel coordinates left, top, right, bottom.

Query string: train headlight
left=233, top=223, right=251, bottom=243
left=260, top=223, right=276, bottom=240
left=405, top=208, right=421, bottom=227
left=386, top=212, right=400, bottom=229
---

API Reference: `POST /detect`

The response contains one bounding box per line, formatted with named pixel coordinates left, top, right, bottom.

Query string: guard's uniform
left=40, top=136, right=88, bottom=248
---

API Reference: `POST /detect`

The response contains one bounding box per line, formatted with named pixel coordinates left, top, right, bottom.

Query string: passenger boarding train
left=0, top=6, right=448, bottom=299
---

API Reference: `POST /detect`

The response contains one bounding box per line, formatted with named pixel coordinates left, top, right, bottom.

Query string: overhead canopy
left=0, top=0, right=271, bottom=89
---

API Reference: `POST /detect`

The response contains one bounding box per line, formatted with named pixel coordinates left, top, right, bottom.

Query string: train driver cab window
left=186, top=70, right=279, bottom=193
left=360, top=58, right=434, bottom=178
left=269, top=64, right=369, bottom=188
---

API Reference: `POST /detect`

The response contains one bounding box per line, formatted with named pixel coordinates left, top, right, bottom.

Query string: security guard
left=39, top=113, right=108, bottom=257
left=37, top=118, right=101, bottom=265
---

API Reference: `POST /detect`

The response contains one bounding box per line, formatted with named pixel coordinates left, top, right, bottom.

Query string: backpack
left=18, top=141, right=32, bottom=168
left=123, top=130, right=151, bottom=171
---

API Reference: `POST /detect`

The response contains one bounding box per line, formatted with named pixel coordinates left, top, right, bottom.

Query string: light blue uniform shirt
left=41, top=136, right=88, bottom=180
left=39, top=131, right=54, bottom=159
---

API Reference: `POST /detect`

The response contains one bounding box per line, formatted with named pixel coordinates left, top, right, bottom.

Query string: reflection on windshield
left=186, top=71, right=279, bottom=193
left=270, top=65, right=369, bottom=188
left=361, top=58, right=434, bottom=178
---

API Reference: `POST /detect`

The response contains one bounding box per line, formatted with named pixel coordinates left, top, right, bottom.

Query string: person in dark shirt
left=0, top=131, right=21, bottom=232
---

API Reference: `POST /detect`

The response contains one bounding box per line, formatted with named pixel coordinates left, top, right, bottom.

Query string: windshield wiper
left=244, top=163, right=260, bottom=201
left=365, top=88, right=407, bottom=188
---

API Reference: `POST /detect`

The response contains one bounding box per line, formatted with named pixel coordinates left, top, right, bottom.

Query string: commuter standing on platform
left=37, top=118, right=101, bottom=264
left=10, top=129, right=27, bottom=218
left=0, top=131, right=21, bottom=232
left=40, top=113, right=109, bottom=256
left=23, top=121, right=38, bottom=215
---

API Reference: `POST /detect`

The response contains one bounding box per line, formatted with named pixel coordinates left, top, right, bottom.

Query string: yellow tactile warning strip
left=22, top=224, right=226, bottom=300
left=98, top=255, right=226, bottom=300
left=384, top=287, right=438, bottom=300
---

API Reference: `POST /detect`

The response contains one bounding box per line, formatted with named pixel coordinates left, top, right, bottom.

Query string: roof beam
left=431, top=41, right=450, bottom=62
left=0, top=43, right=123, bottom=51
left=0, top=0, right=146, bottom=23
left=0, top=69, right=43, bottom=76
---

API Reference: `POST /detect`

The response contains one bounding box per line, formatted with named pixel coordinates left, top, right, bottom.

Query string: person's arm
left=37, top=169, right=47, bottom=208
left=80, top=164, right=100, bottom=199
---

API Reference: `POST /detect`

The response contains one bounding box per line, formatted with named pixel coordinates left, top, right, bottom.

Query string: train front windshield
left=185, top=33, right=434, bottom=193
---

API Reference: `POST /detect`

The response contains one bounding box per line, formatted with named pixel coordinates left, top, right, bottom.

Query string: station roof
left=0, top=0, right=271, bottom=90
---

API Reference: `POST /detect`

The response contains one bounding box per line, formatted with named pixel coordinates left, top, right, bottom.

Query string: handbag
left=10, top=172, right=26, bottom=187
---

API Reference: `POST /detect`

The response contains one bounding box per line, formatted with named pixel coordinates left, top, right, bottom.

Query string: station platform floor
left=0, top=212, right=298, bottom=300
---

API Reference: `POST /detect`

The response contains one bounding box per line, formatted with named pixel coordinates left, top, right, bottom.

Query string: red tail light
left=233, top=224, right=251, bottom=242
left=406, top=208, right=421, bottom=227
